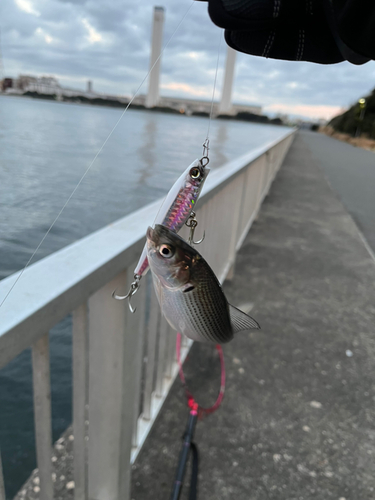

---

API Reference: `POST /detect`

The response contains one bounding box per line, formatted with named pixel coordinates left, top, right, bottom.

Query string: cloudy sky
left=2, top=0, right=375, bottom=120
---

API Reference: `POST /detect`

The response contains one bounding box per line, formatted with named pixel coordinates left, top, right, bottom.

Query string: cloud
left=161, top=82, right=213, bottom=98
left=35, top=27, right=54, bottom=44
left=82, top=18, right=103, bottom=44
left=14, top=0, right=40, bottom=16
left=264, top=103, right=346, bottom=120
left=3, top=0, right=375, bottom=120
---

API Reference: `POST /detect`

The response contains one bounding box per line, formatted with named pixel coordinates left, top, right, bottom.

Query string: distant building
left=231, top=102, right=263, bottom=116
left=16, top=75, right=61, bottom=94
left=275, top=113, right=289, bottom=123
left=1, top=77, right=13, bottom=91
left=1, top=72, right=263, bottom=118
left=17, top=75, right=37, bottom=90
left=156, top=95, right=262, bottom=116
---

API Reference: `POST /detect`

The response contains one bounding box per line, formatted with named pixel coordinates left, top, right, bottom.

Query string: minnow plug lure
left=113, top=157, right=210, bottom=312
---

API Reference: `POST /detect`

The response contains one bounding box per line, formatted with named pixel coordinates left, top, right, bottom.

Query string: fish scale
left=162, top=272, right=232, bottom=343
left=147, top=225, right=260, bottom=344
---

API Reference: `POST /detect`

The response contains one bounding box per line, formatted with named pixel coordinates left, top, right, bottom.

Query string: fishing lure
left=114, top=152, right=210, bottom=312
left=146, top=224, right=260, bottom=344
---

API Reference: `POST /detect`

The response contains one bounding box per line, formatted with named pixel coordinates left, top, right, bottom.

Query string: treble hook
left=112, top=274, right=141, bottom=313
left=185, top=212, right=205, bottom=246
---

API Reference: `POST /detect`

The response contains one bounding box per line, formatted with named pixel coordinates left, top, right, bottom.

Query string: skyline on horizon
left=2, top=0, right=375, bottom=121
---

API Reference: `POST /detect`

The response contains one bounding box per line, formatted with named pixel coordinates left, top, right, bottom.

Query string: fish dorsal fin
left=229, top=304, right=260, bottom=333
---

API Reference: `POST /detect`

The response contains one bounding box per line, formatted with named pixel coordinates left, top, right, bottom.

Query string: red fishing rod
left=169, top=333, right=226, bottom=500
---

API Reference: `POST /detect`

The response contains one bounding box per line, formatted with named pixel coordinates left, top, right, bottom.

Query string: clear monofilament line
left=205, top=32, right=223, bottom=148
left=0, top=1, right=195, bottom=310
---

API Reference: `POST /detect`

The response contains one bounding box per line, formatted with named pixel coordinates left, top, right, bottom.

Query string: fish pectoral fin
left=229, top=304, right=261, bottom=333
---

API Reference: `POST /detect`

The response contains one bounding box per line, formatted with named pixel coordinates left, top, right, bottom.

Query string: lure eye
left=189, top=167, right=201, bottom=180
left=159, top=244, right=174, bottom=258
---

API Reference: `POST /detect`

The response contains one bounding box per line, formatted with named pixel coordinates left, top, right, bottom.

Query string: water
left=0, top=95, right=289, bottom=497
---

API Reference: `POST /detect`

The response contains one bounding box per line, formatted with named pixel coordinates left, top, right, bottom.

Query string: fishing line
left=176, top=332, right=226, bottom=418
left=0, top=1, right=195, bottom=310
left=203, top=32, right=223, bottom=157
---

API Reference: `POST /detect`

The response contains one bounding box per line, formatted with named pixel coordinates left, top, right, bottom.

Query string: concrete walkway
left=131, top=132, right=375, bottom=500
left=299, top=131, right=375, bottom=254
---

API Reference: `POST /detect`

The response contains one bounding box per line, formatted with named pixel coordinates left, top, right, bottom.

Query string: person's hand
left=198, top=0, right=373, bottom=65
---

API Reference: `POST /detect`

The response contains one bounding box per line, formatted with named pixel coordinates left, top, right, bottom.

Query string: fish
left=134, top=159, right=210, bottom=277
left=146, top=224, right=260, bottom=344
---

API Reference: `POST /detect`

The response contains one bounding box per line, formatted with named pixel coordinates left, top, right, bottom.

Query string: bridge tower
left=146, top=6, right=165, bottom=108
left=219, top=46, right=237, bottom=115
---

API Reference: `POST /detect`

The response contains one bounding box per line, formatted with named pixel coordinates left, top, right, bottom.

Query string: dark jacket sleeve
left=199, top=0, right=373, bottom=65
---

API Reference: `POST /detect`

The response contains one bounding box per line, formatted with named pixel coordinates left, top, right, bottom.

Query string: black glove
left=198, top=0, right=373, bottom=65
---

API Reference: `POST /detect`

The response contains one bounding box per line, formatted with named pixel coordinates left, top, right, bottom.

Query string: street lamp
left=356, top=97, right=367, bottom=137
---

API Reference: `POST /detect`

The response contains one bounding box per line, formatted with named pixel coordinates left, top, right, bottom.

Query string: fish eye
left=159, top=244, right=174, bottom=258
left=189, top=167, right=201, bottom=179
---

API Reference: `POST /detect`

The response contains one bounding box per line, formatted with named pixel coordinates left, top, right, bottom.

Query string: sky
left=2, top=0, right=375, bottom=120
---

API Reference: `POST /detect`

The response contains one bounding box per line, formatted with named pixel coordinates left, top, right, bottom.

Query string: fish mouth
left=147, top=225, right=175, bottom=247
left=146, top=226, right=160, bottom=263
left=146, top=225, right=194, bottom=290
left=146, top=226, right=155, bottom=243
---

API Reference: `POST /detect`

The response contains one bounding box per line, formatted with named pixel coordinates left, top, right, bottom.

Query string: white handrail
left=0, top=129, right=295, bottom=500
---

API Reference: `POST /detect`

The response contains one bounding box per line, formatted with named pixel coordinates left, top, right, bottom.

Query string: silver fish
left=146, top=224, right=260, bottom=344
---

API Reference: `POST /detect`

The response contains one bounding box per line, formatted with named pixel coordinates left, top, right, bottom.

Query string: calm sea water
left=0, top=95, right=289, bottom=497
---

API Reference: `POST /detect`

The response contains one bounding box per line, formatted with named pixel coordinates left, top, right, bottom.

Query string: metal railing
left=0, top=129, right=295, bottom=500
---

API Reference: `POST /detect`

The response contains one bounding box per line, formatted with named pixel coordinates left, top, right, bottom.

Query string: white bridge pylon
left=146, top=6, right=165, bottom=108
left=218, top=46, right=237, bottom=115
left=146, top=7, right=237, bottom=114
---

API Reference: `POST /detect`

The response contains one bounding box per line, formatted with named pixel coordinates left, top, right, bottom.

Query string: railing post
left=118, top=269, right=147, bottom=497
left=129, top=274, right=147, bottom=450
left=32, top=333, right=53, bottom=500
left=155, top=316, right=169, bottom=397
left=72, top=303, right=89, bottom=500
left=256, top=154, right=267, bottom=204
left=225, top=173, right=247, bottom=280
left=142, top=290, right=160, bottom=421
left=87, top=272, right=130, bottom=500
